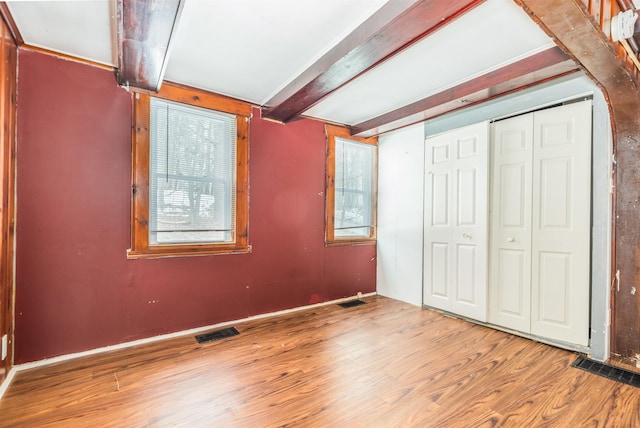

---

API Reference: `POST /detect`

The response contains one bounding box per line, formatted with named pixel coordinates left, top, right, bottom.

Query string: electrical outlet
left=1, top=334, right=6, bottom=361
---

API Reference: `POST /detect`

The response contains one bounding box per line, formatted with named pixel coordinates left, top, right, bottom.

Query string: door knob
left=507, top=237, right=515, bottom=242
left=463, top=233, right=471, bottom=239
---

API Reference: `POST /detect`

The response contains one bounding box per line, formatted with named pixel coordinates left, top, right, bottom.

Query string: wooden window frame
left=325, top=124, right=378, bottom=246
left=128, top=83, right=251, bottom=259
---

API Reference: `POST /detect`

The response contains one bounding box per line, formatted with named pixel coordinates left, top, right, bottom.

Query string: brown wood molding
left=262, top=0, right=485, bottom=123
left=116, top=0, right=184, bottom=92
left=128, top=85, right=251, bottom=259
left=324, top=125, right=377, bottom=246
left=21, top=45, right=114, bottom=71
left=516, top=0, right=640, bottom=358
left=351, top=47, right=578, bottom=137
left=151, top=81, right=253, bottom=118
left=0, top=3, right=23, bottom=45
left=0, top=13, right=16, bottom=387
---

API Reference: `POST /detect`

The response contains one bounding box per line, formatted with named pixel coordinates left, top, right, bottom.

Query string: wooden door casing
left=0, top=17, right=17, bottom=386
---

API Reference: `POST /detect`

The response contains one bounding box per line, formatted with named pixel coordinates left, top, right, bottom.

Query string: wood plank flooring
left=1, top=295, right=639, bottom=427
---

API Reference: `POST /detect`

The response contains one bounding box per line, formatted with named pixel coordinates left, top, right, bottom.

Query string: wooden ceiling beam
left=516, top=0, right=640, bottom=360
left=0, top=4, right=23, bottom=45
left=116, top=0, right=184, bottom=92
left=350, top=46, right=578, bottom=137
left=262, top=0, right=485, bottom=123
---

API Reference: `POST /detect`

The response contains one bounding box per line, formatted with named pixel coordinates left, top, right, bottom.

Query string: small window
left=325, top=125, right=377, bottom=245
left=129, top=84, right=251, bottom=258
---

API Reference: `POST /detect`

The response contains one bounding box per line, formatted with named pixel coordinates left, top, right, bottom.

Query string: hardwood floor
left=1, top=295, right=639, bottom=427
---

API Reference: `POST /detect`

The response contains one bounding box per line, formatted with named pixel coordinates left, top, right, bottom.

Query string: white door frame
left=423, top=73, right=612, bottom=361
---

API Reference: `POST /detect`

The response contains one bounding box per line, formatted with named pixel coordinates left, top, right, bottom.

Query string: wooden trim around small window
left=128, top=83, right=251, bottom=259
left=325, top=124, right=377, bottom=246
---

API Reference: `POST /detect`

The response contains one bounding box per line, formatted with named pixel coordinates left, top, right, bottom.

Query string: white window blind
left=334, top=137, right=375, bottom=238
left=149, top=98, right=237, bottom=245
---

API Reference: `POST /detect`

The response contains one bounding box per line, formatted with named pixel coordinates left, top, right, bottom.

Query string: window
left=325, top=125, right=377, bottom=245
left=129, top=83, right=251, bottom=258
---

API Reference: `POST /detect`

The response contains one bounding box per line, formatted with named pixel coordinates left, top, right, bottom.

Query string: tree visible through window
left=325, top=125, right=377, bottom=245
left=129, top=84, right=250, bottom=259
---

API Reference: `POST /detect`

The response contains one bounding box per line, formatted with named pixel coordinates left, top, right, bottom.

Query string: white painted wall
left=377, top=123, right=424, bottom=306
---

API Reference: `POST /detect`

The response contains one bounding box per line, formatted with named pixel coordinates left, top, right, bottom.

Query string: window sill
left=325, top=238, right=376, bottom=247
left=127, top=244, right=252, bottom=259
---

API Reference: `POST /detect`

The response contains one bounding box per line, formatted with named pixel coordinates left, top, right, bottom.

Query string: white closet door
left=489, top=100, right=592, bottom=346
left=488, top=114, right=533, bottom=333
left=424, top=122, right=488, bottom=321
left=530, top=101, right=591, bottom=346
left=424, top=131, right=454, bottom=310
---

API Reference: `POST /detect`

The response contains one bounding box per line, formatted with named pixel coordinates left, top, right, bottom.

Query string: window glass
left=149, top=99, right=236, bottom=245
left=324, top=124, right=377, bottom=245
left=334, top=137, right=375, bottom=238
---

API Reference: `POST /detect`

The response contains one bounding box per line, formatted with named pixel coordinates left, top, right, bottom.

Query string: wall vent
left=338, top=300, right=366, bottom=308
left=195, top=327, right=240, bottom=344
left=572, top=355, right=640, bottom=388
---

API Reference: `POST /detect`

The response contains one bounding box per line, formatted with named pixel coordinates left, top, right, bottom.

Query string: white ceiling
left=166, top=0, right=389, bottom=104
left=7, top=0, right=556, bottom=130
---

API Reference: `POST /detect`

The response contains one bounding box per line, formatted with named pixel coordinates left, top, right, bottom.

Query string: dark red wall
left=15, top=50, right=376, bottom=363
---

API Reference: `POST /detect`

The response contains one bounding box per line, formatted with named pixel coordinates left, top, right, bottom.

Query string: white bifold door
left=489, top=100, right=592, bottom=346
left=423, top=122, right=489, bottom=322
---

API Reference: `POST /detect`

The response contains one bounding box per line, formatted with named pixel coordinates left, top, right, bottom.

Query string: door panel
left=537, top=251, right=571, bottom=325
left=456, top=244, right=477, bottom=303
left=489, top=114, right=533, bottom=332
left=451, top=124, right=488, bottom=320
left=457, top=168, right=477, bottom=226
left=497, top=249, right=527, bottom=316
left=424, top=122, right=488, bottom=321
left=499, top=163, right=527, bottom=227
left=431, top=172, right=449, bottom=227
left=531, top=101, right=591, bottom=346
left=489, top=100, right=591, bottom=347
left=539, top=158, right=571, bottom=228
left=424, top=135, right=454, bottom=308
left=430, top=242, right=449, bottom=300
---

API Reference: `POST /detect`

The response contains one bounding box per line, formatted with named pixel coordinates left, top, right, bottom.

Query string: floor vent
left=572, top=355, right=640, bottom=388
left=338, top=300, right=366, bottom=308
left=195, top=327, right=240, bottom=344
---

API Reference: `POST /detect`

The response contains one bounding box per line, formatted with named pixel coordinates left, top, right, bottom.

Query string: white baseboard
left=13, top=292, right=377, bottom=373
left=0, top=368, right=16, bottom=401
